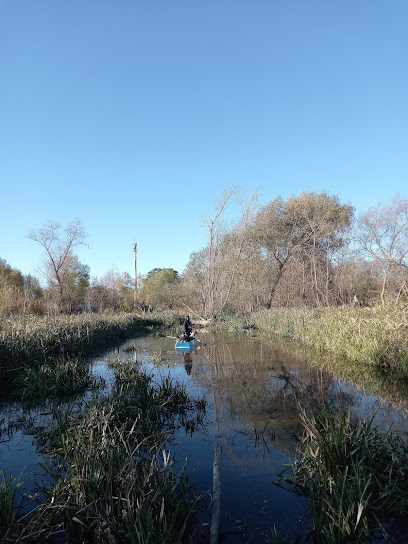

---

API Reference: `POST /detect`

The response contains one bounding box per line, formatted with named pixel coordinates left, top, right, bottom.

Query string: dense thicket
left=0, top=258, right=42, bottom=314
left=178, top=191, right=408, bottom=317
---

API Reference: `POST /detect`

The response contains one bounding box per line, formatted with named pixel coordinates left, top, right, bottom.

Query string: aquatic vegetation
left=252, top=305, right=408, bottom=376
left=279, top=407, right=408, bottom=543
left=0, top=469, right=23, bottom=530
left=208, top=314, right=248, bottom=333
left=146, top=309, right=184, bottom=335
left=269, top=526, right=294, bottom=543
left=0, top=313, right=160, bottom=396
left=0, top=313, right=150, bottom=370
left=151, top=349, right=164, bottom=363
left=4, top=361, right=206, bottom=543
left=16, top=357, right=92, bottom=400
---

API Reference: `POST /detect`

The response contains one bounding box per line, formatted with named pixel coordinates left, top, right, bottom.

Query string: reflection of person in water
left=183, top=352, right=193, bottom=375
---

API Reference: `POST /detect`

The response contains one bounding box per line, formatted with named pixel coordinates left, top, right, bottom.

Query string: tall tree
left=251, top=196, right=300, bottom=307
left=0, top=259, right=24, bottom=314
left=251, top=192, right=353, bottom=307
left=202, top=186, right=237, bottom=317
left=140, top=268, right=180, bottom=308
left=91, top=267, right=134, bottom=311
left=28, top=219, right=88, bottom=313
left=62, top=255, right=90, bottom=309
left=183, top=250, right=207, bottom=314
left=23, top=274, right=43, bottom=314
left=285, top=192, right=353, bottom=306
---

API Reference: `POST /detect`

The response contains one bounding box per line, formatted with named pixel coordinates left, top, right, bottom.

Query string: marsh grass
left=0, top=313, right=150, bottom=371
left=252, top=305, right=408, bottom=376
left=147, top=310, right=184, bottom=336
left=10, top=360, right=206, bottom=543
left=16, top=357, right=92, bottom=400
left=209, top=314, right=248, bottom=333
left=0, top=469, right=23, bottom=529
left=279, top=407, right=408, bottom=543
left=269, top=526, right=295, bottom=543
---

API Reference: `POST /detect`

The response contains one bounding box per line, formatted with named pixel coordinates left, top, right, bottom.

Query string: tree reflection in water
left=140, top=332, right=408, bottom=542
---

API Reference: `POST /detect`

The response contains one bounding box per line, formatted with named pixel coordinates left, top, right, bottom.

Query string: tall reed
left=0, top=313, right=150, bottom=370
left=0, top=469, right=23, bottom=530
left=208, top=314, right=248, bottom=333
left=252, top=305, right=408, bottom=375
left=279, top=407, right=408, bottom=543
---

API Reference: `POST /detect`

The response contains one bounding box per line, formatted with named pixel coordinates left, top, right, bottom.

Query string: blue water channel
left=1, top=331, right=407, bottom=542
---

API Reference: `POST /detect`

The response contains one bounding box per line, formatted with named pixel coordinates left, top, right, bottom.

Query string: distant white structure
left=132, top=242, right=137, bottom=308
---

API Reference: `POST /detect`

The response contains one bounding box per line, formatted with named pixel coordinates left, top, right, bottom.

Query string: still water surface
left=1, top=331, right=407, bottom=542
left=111, top=331, right=408, bottom=542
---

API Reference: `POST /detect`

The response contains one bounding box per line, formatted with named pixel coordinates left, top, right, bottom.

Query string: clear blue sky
left=1, top=1, right=407, bottom=280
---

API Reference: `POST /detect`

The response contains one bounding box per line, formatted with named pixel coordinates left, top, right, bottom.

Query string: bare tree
left=355, top=195, right=408, bottom=305
left=202, top=186, right=237, bottom=317
left=28, top=219, right=88, bottom=313
left=217, top=189, right=260, bottom=314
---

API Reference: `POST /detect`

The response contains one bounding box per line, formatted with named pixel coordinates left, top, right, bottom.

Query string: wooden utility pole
left=132, top=242, right=138, bottom=309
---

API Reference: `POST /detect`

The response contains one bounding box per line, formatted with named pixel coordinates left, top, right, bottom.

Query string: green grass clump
left=16, top=357, right=92, bottom=400
left=279, top=407, right=408, bottom=543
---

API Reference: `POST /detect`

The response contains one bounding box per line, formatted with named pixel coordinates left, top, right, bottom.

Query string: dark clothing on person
left=184, top=316, right=192, bottom=339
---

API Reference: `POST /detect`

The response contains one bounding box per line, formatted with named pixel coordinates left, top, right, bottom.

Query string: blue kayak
left=175, top=336, right=197, bottom=352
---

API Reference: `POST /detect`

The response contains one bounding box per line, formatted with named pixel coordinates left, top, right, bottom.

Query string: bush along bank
left=251, top=305, right=408, bottom=376
left=1, top=359, right=207, bottom=543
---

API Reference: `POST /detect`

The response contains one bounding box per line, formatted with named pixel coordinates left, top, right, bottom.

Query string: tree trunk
left=266, top=262, right=284, bottom=308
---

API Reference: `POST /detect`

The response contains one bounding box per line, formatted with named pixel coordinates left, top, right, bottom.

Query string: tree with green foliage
left=23, top=274, right=44, bottom=314
left=62, top=255, right=90, bottom=310
left=251, top=192, right=354, bottom=307
left=0, top=258, right=24, bottom=314
left=251, top=196, right=300, bottom=307
left=0, top=259, right=43, bottom=314
left=140, top=268, right=181, bottom=309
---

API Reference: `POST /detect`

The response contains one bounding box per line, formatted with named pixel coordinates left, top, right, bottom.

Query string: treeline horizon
left=1, top=189, right=408, bottom=316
